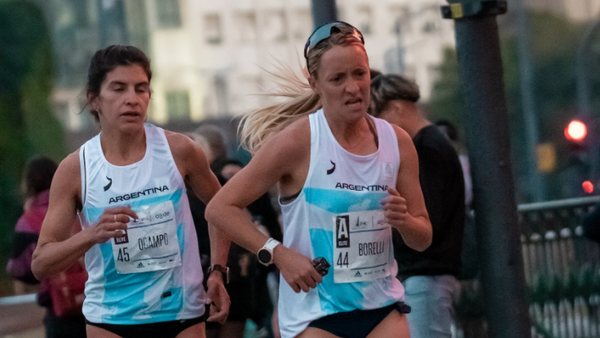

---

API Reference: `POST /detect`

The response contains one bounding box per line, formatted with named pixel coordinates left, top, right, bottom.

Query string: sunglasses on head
left=303, top=21, right=365, bottom=62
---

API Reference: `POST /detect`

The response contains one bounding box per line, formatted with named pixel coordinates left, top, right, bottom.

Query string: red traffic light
left=565, top=120, right=587, bottom=142
left=583, top=180, right=594, bottom=194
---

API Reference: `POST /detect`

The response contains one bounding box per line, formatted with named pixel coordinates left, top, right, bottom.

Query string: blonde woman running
left=206, top=22, right=431, bottom=338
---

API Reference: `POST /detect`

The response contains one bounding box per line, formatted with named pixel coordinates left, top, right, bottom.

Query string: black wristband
left=207, top=264, right=229, bottom=284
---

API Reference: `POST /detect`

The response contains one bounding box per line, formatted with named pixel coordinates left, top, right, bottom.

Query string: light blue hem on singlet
left=304, top=188, right=387, bottom=215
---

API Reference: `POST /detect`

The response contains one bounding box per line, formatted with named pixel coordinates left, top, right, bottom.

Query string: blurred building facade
left=38, top=0, right=453, bottom=145
left=530, top=0, right=600, bottom=22
left=36, top=0, right=600, bottom=151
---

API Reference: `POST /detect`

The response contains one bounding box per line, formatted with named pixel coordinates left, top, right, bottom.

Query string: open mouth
left=346, top=98, right=363, bottom=106
left=122, top=112, right=140, bottom=117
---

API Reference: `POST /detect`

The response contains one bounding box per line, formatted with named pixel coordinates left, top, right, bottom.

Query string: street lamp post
left=576, top=18, right=600, bottom=184
left=310, top=0, right=337, bottom=29
left=441, top=1, right=531, bottom=336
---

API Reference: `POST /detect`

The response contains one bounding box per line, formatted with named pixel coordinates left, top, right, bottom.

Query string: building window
left=420, top=6, right=441, bottom=34
left=53, top=102, right=70, bottom=127
left=156, top=0, right=182, bottom=29
left=204, top=13, right=222, bottom=44
left=166, top=91, right=190, bottom=120
left=356, top=6, right=372, bottom=35
left=291, top=9, right=311, bottom=40
left=262, top=10, right=286, bottom=43
left=389, top=6, right=411, bottom=35
left=428, top=65, right=440, bottom=84
left=235, top=11, right=257, bottom=44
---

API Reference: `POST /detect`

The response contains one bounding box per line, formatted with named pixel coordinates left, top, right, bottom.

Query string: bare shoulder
left=245, top=116, right=311, bottom=194
left=164, top=130, right=211, bottom=179
left=164, top=130, right=196, bottom=155
left=52, top=150, right=82, bottom=201
left=259, top=116, right=311, bottom=160
left=390, top=124, right=413, bottom=145
left=164, top=130, right=208, bottom=164
left=57, top=150, right=81, bottom=182
left=390, top=124, right=419, bottom=165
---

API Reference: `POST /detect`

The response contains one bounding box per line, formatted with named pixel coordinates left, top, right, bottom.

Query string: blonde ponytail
left=240, top=25, right=366, bottom=154
left=239, top=65, right=322, bottom=154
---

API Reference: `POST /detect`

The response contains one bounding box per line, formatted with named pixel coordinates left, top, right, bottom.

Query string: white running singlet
left=78, top=124, right=206, bottom=324
left=278, top=109, right=405, bottom=337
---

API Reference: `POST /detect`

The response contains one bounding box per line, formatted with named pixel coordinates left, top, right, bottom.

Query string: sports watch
left=207, top=264, right=229, bottom=284
left=257, top=238, right=281, bottom=266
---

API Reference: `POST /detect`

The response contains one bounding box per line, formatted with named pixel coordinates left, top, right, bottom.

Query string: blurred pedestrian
left=206, top=21, right=431, bottom=338
left=207, top=158, right=279, bottom=338
left=434, top=119, right=472, bottom=209
left=6, top=156, right=87, bottom=338
left=30, top=45, right=230, bottom=338
left=434, top=119, right=485, bottom=337
left=370, top=73, right=465, bottom=338
left=582, top=203, right=600, bottom=243
left=195, top=124, right=228, bottom=164
left=185, top=131, right=279, bottom=337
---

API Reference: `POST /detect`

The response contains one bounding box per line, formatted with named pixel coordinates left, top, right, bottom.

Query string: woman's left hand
left=381, top=188, right=409, bottom=231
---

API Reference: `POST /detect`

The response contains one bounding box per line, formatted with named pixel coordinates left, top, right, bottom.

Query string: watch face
left=258, top=249, right=272, bottom=264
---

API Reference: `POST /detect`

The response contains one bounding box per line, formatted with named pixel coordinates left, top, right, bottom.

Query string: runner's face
left=94, top=65, right=150, bottom=131
left=310, top=44, right=370, bottom=121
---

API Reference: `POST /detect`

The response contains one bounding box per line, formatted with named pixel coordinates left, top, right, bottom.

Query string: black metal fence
left=456, top=196, right=600, bottom=338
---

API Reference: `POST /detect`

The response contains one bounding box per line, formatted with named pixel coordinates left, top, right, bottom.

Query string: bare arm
left=167, top=132, right=230, bottom=322
left=381, top=126, right=432, bottom=252
left=31, top=152, right=134, bottom=279
left=205, top=119, right=323, bottom=293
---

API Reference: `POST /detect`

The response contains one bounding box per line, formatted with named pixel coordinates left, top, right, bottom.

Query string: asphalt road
left=0, top=294, right=45, bottom=338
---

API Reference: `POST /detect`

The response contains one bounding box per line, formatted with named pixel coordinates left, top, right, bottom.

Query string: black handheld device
left=312, top=257, right=330, bottom=276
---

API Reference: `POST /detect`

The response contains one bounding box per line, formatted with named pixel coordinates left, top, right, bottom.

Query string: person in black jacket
left=582, top=203, right=600, bottom=243
left=369, top=73, right=465, bottom=338
left=185, top=148, right=281, bottom=338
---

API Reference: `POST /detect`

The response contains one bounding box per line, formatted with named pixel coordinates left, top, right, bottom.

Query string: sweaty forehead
left=317, top=45, right=369, bottom=74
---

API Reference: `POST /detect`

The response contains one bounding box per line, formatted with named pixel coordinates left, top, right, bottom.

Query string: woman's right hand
left=86, top=206, right=138, bottom=244
left=273, top=245, right=323, bottom=293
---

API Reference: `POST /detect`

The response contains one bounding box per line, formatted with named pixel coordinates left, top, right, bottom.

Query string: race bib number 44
left=111, top=201, right=182, bottom=274
left=333, top=210, right=392, bottom=283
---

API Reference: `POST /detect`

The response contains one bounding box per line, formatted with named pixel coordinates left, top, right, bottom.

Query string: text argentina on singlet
left=109, top=185, right=169, bottom=204
left=335, top=182, right=388, bottom=191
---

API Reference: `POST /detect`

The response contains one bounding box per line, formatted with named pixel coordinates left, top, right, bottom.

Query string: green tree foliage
left=0, top=1, right=66, bottom=291
left=429, top=11, right=589, bottom=201
left=428, top=48, right=462, bottom=128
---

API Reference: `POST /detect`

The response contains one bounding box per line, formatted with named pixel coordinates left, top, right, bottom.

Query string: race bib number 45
left=333, top=210, right=392, bottom=283
left=111, top=201, right=182, bottom=274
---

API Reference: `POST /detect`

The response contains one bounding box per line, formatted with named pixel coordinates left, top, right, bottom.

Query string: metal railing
left=520, top=196, right=600, bottom=338
left=456, top=196, right=600, bottom=338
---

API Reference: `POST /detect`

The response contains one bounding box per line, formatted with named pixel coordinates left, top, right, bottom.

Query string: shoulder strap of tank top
left=79, top=145, right=87, bottom=206
left=365, top=115, right=379, bottom=149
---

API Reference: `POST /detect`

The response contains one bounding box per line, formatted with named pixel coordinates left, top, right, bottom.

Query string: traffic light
left=582, top=180, right=594, bottom=194
left=565, top=120, right=587, bottom=143
left=564, top=118, right=591, bottom=152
